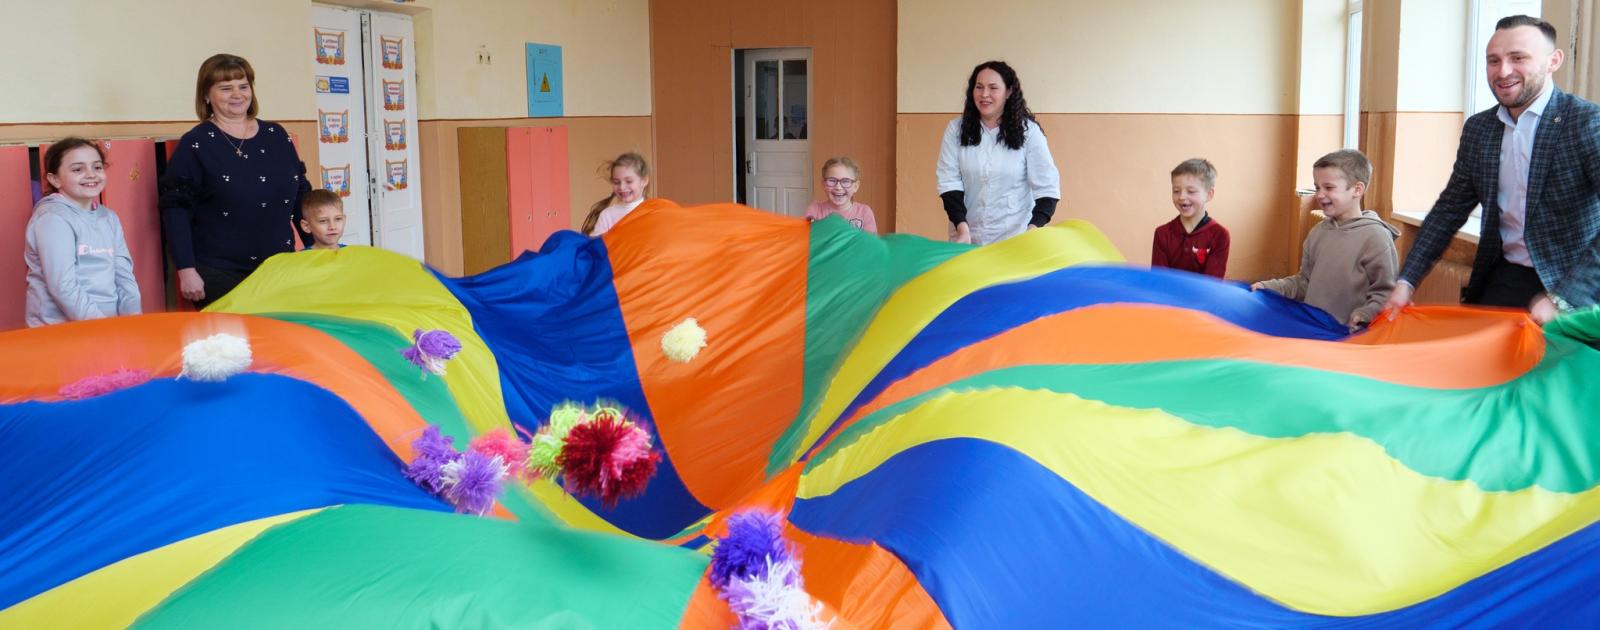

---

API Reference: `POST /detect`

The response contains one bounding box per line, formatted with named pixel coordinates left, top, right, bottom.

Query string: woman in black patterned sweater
left=160, top=54, right=312, bottom=308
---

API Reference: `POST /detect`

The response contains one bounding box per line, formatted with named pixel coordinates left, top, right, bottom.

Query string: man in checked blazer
left=1386, top=15, right=1600, bottom=325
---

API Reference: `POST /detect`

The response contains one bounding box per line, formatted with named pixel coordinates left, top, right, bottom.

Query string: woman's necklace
left=211, top=116, right=251, bottom=158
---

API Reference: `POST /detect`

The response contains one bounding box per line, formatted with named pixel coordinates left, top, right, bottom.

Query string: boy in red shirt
left=1151, top=158, right=1230, bottom=278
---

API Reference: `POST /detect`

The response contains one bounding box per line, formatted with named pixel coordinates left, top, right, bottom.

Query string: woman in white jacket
left=937, top=60, right=1061, bottom=245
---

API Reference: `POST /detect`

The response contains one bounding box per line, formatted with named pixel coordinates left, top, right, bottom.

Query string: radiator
left=1413, top=260, right=1471, bottom=305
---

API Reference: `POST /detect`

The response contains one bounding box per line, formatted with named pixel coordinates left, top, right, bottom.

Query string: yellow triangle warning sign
left=540, top=74, right=551, bottom=92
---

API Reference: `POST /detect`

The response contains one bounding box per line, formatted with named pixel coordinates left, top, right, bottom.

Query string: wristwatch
left=1545, top=292, right=1574, bottom=312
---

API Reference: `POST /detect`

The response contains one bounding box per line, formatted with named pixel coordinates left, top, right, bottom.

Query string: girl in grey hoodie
left=24, top=138, right=141, bottom=327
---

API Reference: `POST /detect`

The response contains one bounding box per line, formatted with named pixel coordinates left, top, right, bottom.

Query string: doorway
left=310, top=4, right=425, bottom=260
left=734, top=48, right=811, bottom=216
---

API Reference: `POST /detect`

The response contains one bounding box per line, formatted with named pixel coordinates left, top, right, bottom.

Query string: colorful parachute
left=3, top=200, right=1599, bottom=627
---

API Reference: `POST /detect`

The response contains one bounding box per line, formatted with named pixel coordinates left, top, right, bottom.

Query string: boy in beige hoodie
left=1253, top=149, right=1399, bottom=331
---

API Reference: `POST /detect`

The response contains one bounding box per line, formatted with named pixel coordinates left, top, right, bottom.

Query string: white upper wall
left=1397, top=0, right=1468, bottom=112
left=0, top=1, right=316, bottom=123
left=1299, top=0, right=1351, bottom=116
left=897, top=0, right=1300, bottom=114
left=0, top=0, right=651, bottom=123
left=417, top=0, right=652, bottom=119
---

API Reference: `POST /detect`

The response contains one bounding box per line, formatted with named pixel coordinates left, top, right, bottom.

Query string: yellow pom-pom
left=661, top=318, right=707, bottom=363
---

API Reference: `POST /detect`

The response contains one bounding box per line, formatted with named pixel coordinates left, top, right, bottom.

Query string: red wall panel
left=531, top=126, right=571, bottom=249
left=0, top=146, right=32, bottom=330
left=100, top=139, right=165, bottom=315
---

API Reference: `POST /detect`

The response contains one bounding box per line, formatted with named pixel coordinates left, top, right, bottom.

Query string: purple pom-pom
left=711, top=510, right=792, bottom=589
left=404, top=426, right=461, bottom=494
left=443, top=450, right=506, bottom=515
left=416, top=329, right=461, bottom=359
left=401, top=329, right=463, bottom=376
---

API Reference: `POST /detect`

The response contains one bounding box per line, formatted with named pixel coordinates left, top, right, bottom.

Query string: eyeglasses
left=823, top=177, right=858, bottom=188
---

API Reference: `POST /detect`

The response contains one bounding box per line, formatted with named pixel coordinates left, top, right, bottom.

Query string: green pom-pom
left=526, top=402, right=588, bottom=479
left=525, top=431, right=565, bottom=479
left=547, top=403, right=585, bottom=434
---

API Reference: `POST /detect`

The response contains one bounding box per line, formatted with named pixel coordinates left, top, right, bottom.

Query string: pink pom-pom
left=469, top=428, right=533, bottom=482
left=58, top=369, right=152, bottom=400
left=607, top=424, right=655, bottom=480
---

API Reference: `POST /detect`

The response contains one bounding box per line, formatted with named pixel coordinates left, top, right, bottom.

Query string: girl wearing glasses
left=804, top=157, right=878, bottom=233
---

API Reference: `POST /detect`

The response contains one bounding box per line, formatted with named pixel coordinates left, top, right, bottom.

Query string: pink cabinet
left=100, top=139, right=165, bottom=315
left=0, top=146, right=31, bottom=330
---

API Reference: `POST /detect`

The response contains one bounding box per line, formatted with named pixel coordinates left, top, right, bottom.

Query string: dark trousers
left=193, top=265, right=250, bottom=309
left=1471, top=258, right=1545, bottom=308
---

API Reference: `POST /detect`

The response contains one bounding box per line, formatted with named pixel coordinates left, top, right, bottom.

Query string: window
left=1344, top=1, right=1363, bottom=149
left=1465, top=0, right=1542, bottom=118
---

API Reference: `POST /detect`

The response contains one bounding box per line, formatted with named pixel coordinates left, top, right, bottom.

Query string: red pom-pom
left=559, top=417, right=661, bottom=507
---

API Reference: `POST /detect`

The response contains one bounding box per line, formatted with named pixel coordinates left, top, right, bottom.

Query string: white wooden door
left=363, top=11, right=425, bottom=260
left=311, top=4, right=372, bottom=246
left=743, top=49, right=811, bottom=217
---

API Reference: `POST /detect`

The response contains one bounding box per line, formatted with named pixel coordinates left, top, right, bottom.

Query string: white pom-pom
left=725, top=559, right=833, bottom=630
left=180, top=333, right=253, bottom=382
left=661, top=317, right=708, bottom=363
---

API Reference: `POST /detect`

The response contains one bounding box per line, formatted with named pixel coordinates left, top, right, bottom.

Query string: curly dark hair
left=960, top=61, right=1039, bottom=150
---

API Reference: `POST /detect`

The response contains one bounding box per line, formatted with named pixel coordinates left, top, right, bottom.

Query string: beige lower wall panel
left=896, top=112, right=1298, bottom=281
left=1389, top=112, right=1463, bottom=213
left=1361, top=111, right=1463, bottom=217
left=1293, top=115, right=1344, bottom=190
left=418, top=116, right=653, bottom=275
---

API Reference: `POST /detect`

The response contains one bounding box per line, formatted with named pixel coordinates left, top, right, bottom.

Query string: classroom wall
left=0, top=0, right=650, bottom=123
left=898, top=1, right=1299, bottom=115
left=418, top=117, right=653, bottom=275
left=0, top=1, right=317, bottom=124
left=0, top=0, right=653, bottom=275
left=896, top=0, right=1305, bottom=281
left=1291, top=0, right=1348, bottom=207
left=648, top=0, right=898, bottom=229
left=413, top=0, right=651, bottom=118
left=410, top=0, right=654, bottom=273
left=1360, top=0, right=1467, bottom=218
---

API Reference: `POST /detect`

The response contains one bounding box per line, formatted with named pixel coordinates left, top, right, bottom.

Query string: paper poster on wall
left=525, top=43, right=563, bottom=117
left=381, top=36, right=404, bottom=69
left=321, top=165, right=352, bottom=197
left=315, top=76, right=350, bottom=94
left=382, top=79, right=406, bottom=111
left=385, top=159, right=409, bottom=190
left=314, top=28, right=346, bottom=65
left=384, top=119, right=408, bottom=150
left=318, top=110, right=350, bottom=143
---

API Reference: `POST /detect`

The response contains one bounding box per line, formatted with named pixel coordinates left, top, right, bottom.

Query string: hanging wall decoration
left=314, top=28, right=346, bottom=65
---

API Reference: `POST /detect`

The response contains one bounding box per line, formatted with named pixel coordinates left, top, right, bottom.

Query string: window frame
left=1344, top=0, right=1363, bottom=149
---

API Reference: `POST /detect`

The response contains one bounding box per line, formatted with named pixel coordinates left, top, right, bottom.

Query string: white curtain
left=1572, top=0, right=1600, bottom=101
